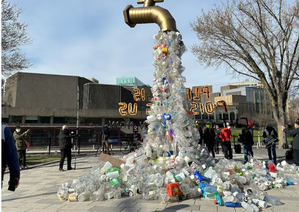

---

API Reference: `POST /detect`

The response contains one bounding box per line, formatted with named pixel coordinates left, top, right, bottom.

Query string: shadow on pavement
left=2, top=191, right=57, bottom=202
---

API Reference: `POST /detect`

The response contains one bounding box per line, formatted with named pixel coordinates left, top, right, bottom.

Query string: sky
left=11, top=0, right=245, bottom=93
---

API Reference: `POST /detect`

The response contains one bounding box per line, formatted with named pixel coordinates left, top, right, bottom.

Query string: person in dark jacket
left=282, top=119, right=299, bottom=165
left=263, top=123, right=278, bottom=164
left=58, top=125, right=75, bottom=171
left=238, top=127, right=254, bottom=164
left=214, top=124, right=222, bottom=154
left=13, top=125, right=30, bottom=169
left=203, top=123, right=216, bottom=158
left=196, top=122, right=203, bottom=145
left=2, top=124, right=20, bottom=191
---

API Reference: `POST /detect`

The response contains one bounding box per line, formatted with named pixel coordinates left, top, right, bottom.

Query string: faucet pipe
left=123, top=5, right=177, bottom=32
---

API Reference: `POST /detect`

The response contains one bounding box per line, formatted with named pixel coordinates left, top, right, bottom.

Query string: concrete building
left=2, top=73, right=270, bottom=129
left=2, top=72, right=151, bottom=126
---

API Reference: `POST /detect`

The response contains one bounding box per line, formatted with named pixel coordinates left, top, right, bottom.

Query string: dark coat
left=203, top=128, right=216, bottom=147
left=58, top=129, right=74, bottom=150
left=239, top=128, right=254, bottom=145
left=103, top=128, right=110, bottom=140
left=2, top=125, right=20, bottom=182
left=284, top=128, right=299, bottom=150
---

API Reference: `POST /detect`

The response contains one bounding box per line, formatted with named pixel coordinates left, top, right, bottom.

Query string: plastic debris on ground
left=57, top=31, right=298, bottom=211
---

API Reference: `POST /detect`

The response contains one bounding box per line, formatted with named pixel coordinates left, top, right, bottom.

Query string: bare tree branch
left=191, top=0, right=299, bottom=146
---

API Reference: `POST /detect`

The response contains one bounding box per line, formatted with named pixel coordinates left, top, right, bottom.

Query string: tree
left=1, top=0, right=31, bottom=77
left=191, top=0, right=299, bottom=147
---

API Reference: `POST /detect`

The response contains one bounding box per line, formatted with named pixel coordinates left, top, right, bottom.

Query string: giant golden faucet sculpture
left=123, top=0, right=177, bottom=32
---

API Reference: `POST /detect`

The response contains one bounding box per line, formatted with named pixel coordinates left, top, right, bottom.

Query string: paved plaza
left=2, top=148, right=299, bottom=212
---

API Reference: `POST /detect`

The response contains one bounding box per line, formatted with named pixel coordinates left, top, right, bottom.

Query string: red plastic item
left=214, top=200, right=218, bottom=205
left=166, top=182, right=182, bottom=197
left=268, top=164, right=276, bottom=172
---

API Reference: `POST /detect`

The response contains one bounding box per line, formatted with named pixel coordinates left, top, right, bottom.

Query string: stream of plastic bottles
left=57, top=31, right=298, bottom=211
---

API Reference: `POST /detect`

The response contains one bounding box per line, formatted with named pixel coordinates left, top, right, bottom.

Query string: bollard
left=48, top=135, right=52, bottom=156
left=257, top=133, right=261, bottom=149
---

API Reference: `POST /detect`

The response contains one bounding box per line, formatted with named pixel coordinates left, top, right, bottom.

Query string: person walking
left=203, top=122, right=216, bottom=158
left=13, top=125, right=30, bottom=169
left=2, top=124, right=20, bottom=191
left=214, top=124, right=222, bottom=154
left=58, top=125, right=75, bottom=171
left=219, top=123, right=233, bottom=159
left=238, top=127, right=254, bottom=164
left=263, top=123, right=278, bottom=164
left=282, top=119, right=299, bottom=165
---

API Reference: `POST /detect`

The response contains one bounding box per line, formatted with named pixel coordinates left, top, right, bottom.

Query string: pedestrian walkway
left=2, top=148, right=299, bottom=212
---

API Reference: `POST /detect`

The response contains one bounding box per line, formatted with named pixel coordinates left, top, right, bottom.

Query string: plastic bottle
left=216, top=192, right=223, bottom=206
left=252, top=198, right=267, bottom=208
left=78, top=191, right=90, bottom=202
left=250, top=203, right=260, bottom=212
left=204, top=167, right=217, bottom=179
left=110, top=178, right=120, bottom=187
left=286, top=180, right=294, bottom=185
left=204, top=185, right=217, bottom=193
left=100, top=162, right=112, bottom=174
left=233, top=192, right=246, bottom=202
left=106, top=171, right=119, bottom=179
left=194, top=171, right=210, bottom=183
left=241, top=201, right=254, bottom=212
left=264, top=194, right=282, bottom=206
left=224, top=195, right=237, bottom=203
left=68, top=193, right=78, bottom=202
left=107, top=167, right=120, bottom=173
left=225, top=202, right=242, bottom=207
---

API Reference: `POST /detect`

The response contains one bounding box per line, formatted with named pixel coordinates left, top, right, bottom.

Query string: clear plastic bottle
left=252, top=198, right=267, bottom=208
left=78, top=191, right=90, bottom=202
left=264, top=194, right=282, bottom=206
left=241, top=201, right=254, bottom=212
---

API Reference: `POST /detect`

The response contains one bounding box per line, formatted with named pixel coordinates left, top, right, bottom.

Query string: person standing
left=282, top=119, right=299, bottom=165
left=219, top=123, right=233, bottom=159
left=13, top=125, right=30, bottom=169
left=59, top=125, right=75, bottom=171
left=103, top=125, right=111, bottom=155
left=247, top=121, right=254, bottom=158
left=2, top=124, right=20, bottom=191
left=238, top=127, right=254, bottom=164
left=214, top=124, right=222, bottom=154
left=195, top=121, right=203, bottom=145
left=263, top=124, right=278, bottom=164
left=203, top=122, right=216, bottom=158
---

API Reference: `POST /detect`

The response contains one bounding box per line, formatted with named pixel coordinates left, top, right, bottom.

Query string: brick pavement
left=2, top=148, right=299, bottom=212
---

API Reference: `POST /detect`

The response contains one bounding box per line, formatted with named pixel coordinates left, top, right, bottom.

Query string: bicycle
left=120, top=138, right=141, bottom=154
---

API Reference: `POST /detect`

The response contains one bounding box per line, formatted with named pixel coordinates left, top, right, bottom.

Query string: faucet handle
left=137, top=0, right=164, bottom=5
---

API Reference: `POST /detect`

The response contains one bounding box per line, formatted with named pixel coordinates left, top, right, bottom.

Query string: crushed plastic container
left=166, top=182, right=182, bottom=196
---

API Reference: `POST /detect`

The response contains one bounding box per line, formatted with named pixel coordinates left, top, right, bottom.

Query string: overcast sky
left=12, top=0, right=250, bottom=92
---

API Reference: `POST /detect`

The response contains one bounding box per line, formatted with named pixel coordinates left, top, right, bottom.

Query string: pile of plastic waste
left=58, top=147, right=298, bottom=210
left=57, top=31, right=298, bottom=211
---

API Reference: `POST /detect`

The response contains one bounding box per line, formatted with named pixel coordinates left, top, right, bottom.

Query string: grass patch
left=26, top=154, right=61, bottom=165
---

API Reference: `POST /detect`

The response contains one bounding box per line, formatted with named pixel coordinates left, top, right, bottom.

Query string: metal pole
left=48, top=135, right=51, bottom=156
left=76, top=84, right=79, bottom=155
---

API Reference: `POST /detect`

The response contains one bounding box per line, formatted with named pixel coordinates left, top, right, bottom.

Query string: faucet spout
left=123, top=4, right=177, bottom=32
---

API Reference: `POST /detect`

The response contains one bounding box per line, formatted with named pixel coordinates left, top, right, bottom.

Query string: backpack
left=285, top=149, right=293, bottom=160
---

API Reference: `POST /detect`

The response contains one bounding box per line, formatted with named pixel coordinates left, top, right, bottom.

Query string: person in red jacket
left=219, top=123, right=233, bottom=159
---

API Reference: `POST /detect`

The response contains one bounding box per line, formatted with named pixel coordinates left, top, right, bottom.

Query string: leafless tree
left=191, top=0, right=299, bottom=147
left=1, top=0, right=31, bottom=77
